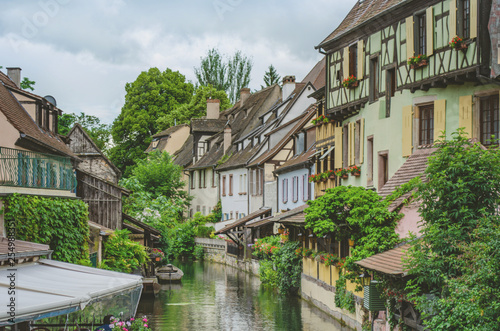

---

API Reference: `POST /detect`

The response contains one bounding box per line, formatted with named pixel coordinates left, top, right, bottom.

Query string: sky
left=0, top=0, right=357, bottom=124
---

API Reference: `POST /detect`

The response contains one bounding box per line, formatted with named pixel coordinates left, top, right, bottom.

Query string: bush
left=196, top=226, right=215, bottom=238
left=101, top=229, right=149, bottom=273
left=194, top=245, right=204, bottom=260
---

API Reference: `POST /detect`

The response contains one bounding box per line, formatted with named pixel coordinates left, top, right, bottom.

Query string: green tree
left=109, top=68, right=194, bottom=175
left=405, top=131, right=500, bottom=329
left=194, top=48, right=252, bottom=103
left=20, top=77, right=35, bottom=91
left=156, top=84, right=231, bottom=131
left=59, top=112, right=111, bottom=152
left=261, top=64, right=281, bottom=88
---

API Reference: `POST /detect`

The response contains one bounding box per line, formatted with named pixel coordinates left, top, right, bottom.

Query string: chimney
left=240, top=87, right=250, bottom=107
left=282, top=75, right=296, bottom=100
left=206, top=99, right=220, bottom=119
left=224, top=125, right=232, bottom=153
left=6, top=67, right=21, bottom=88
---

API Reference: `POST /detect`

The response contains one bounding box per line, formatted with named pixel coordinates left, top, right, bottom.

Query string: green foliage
left=207, top=200, right=222, bottom=223
left=100, top=229, right=149, bottom=273
left=404, top=131, right=500, bottom=329
left=59, top=112, right=112, bottom=153
left=193, top=245, right=205, bottom=260
left=110, top=67, right=194, bottom=175
left=261, top=64, right=281, bottom=89
left=196, top=225, right=215, bottom=238
left=194, top=48, right=253, bottom=103
left=157, top=84, right=231, bottom=131
left=20, top=77, right=35, bottom=91
left=165, top=221, right=196, bottom=259
left=335, top=276, right=356, bottom=313
left=3, top=194, right=90, bottom=264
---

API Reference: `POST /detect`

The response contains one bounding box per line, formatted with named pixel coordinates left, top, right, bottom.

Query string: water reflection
left=137, top=261, right=350, bottom=330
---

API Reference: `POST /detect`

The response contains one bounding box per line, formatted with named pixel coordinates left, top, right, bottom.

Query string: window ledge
left=238, top=192, right=247, bottom=195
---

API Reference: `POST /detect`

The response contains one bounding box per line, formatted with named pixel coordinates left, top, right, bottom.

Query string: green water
left=137, top=261, right=350, bottom=331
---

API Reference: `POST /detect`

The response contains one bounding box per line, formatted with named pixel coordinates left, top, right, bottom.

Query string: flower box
left=408, top=54, right=429, bottom=69
left=341, top=174, right=349, bottom=179
left=410, top=59, right=428, bottom=69
left=450, top=36, right=468, bottom=51
left=342, top=75, right=359, bottom=89
left=351, top=171, right=361, bottom=177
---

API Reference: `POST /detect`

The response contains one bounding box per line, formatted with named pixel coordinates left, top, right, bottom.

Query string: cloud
left=0, top=0, right=358, bottom=124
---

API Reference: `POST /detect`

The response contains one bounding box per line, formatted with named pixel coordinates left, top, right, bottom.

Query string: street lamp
left=359, top=272, right=372, bottom=287
left=278, top=224, right=286, bottom=234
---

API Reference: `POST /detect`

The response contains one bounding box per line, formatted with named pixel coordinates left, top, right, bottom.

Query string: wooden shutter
left=343, top=47, right=350, bottom=80
left=334, top=126, right=343, bottom=168
left=406, top=16, right=414, bottom=59
left=470, top=0, right=477, bottom=38
left=449, top=0, right=457, bottom=38
left=359, top=118, right=365, bottom=164
left=402, top=106, right=413, bottom=157
left=459, top=95, right=473, bottom=138
left=357, top=40, right=364, bottom=78
left=434, top=99, right=447, bottom=142
left=426, top=6, right=434, bottom=56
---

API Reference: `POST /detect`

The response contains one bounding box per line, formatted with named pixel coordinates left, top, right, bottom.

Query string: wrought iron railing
left=0, top=147, right=76, bottom=191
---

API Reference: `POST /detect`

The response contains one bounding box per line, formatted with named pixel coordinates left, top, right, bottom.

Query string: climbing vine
left=101, top=229, right=149, bottom=273
left=2, top=194, right=90, bottom=264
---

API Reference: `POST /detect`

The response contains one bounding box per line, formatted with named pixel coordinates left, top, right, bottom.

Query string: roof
left=215, top=208, right=272, bottom=234
left=274, top=204, right=307, bottom=224
left=153, top=124, right=189, bottom=138
left=216, top=143, right=262, bottom=171
left=245, top=216, right=275, bottom=228
left=274, top=147, right=316, bottom=174
left=173, top=134, right=194, bottom=168
left=0, top=72, right=77, bottom=159
left=378, top=147, right=436, bottom=211
left=317, top=0, right=404, bottom=49
left=301, top=57, right=326, bottom=89
left=88, top=220, right=114, bottom=235
left=191, top=119, right=227, bottom=133
left=355, top=243, right=411, bottom=276
left=0, top=238, right=51, bottom=262
left=187, top=143, right=224, bottom=170
left=123, top=213, right=162, bottom=236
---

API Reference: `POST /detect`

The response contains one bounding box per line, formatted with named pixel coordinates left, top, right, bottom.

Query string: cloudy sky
left=0, top=0, right=357, bottom=124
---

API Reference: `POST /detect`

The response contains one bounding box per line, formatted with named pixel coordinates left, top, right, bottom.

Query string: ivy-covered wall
left=2, top=194, right=91, bottom=264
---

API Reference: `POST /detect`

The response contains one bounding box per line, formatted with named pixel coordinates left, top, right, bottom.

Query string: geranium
left=312, top=114, right=330, bottom=125
left=334, top=168, right=349, bottom=177
left=449, top=35, right=464, bottom=49
left=348, top=165, right=361, bottom=174
left=407, top=54, right=428, bottom=65
left=342, top=75, right=358, bottom=88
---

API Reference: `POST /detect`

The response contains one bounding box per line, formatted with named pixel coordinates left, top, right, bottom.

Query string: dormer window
left=151, top=138, right=159, bottom=150
left=295, top=132, right=305, bottom=154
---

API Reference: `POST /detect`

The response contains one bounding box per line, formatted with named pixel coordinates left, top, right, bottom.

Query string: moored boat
left=157, top=264, right=184, bottom=283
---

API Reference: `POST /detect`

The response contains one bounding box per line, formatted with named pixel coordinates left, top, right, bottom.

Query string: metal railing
left=0, top=147, right=76, bottom=191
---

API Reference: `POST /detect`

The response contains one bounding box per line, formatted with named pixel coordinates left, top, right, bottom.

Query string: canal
left=137, top=261, right=351, bottom=330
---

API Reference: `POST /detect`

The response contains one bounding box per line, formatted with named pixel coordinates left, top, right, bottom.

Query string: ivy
left=101, top=229, right=149, bottom=273
left=2, top=194, right=90, bottom=264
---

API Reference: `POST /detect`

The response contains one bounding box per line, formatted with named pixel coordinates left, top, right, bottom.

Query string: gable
left=67, top=125, right=100, bottom=155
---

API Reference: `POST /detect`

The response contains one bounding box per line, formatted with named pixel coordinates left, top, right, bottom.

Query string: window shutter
left=343, top=47, right=350, bottom=80
left=470, top=0, right=477, bottom=38
left=402, top=105, right=413, bottom=157
left=357, top=40, right=364, bottom=78
left=459, top=95, right=473, bottom=138
left=449, top=0, right=457, bottom=39
left=359, top=118, right=365, bottom=164
left=334, top=126, right=343, bottom=168
left=426, top=6, right=434, bottom=56
left=349, top=122, right=356, bottom=166
left=434, top=99, right=447, bottom=142
left=406, top=16, right=414, bottom=59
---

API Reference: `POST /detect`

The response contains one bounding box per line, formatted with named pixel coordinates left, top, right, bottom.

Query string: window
left=419, top=104, right=434, bottom=145
left=197, top=141, right=206, bottom=159
left=212, top=169, right=217, bottom=187
left=282, top=178, right=288, bottom=203
left=340, top=239, right=350, bottom=259
left=202, top=206, right=206, bottom=215
left=367, top=136, right=374, bottom=187
left=378, top=151, right=389, bottom=191
left=349, top=44, right=358, bottom=77
left=222, top=175, right=226, bottom=196
left=480, top=95, right=499, bottom=146
left=229, top=174, right=233, bottom=196
left=343, top=123, right=349, bottom=168
left=190, top=171, right=195, bottom=189
left=151, top=139, right=159, bottom=150
left=296, top=132, right=305, bottom=154
left=230, top=211, right=233, bottom=219
left=250, top=169, right=263, bottom=196
left=415, top=13, right=426, bottom=55
left=199, top=169, right=205, bottom=188
left=369, top=56, right=379, bottom=102
left=386, top=68, right=396, bottom=118
left=292, top=176, right=299, bottom=203
left=458, top=0, right=471, bottom=39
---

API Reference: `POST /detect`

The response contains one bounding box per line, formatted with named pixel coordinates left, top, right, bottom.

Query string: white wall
left=189, top=167, right=218, bottom=217
left=219, top=167, right=248, bottom=220
left=277, top=166, right=313, bottom=212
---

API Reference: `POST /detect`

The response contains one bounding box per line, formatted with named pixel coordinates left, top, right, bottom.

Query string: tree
left=156, top=84, right=231, bottom=131
left=261, top=64, right=281, bottom=89
left=405, top=131, right=500, bottom=329
left=59, top=112, right=111, bottom=153
left=109, top=68, right=194, bottom=175
left=20, top=77, right=35, bottom=91
left=194, top=48, right=252, bottom=103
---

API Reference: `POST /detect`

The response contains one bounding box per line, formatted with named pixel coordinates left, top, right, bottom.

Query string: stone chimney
left=6, top=67, right=21, bottom=88
left=206, top=99, right=220, bottom=119
left=282, top=75, right=296, bottom=100
left=240, top=88, right=250, bottom=107
left=224, top=125, right=232, bottom=153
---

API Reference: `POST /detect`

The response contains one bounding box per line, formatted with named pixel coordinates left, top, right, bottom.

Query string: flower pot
left=457, top=43, right=468, bottom=51
left=341, top=174, right=349, bottom=179
left=346, top=80, right=359, bottom=89
left=410, top=60, right=428, bottom=69
left=351, top=172, right=360, bottom=177
left=329, top=174, right=336, bottom=180
left=320, top=178, right=327, bottom=182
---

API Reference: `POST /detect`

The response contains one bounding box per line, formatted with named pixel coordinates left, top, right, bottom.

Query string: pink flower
left=144, top=324, right=148, bottom=327
left=143, top=318, right=148, bottom=322
left=130, top=318, right=134, bottom=321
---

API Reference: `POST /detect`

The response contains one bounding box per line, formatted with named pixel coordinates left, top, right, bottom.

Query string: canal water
left=137, top=261, right=351, bottom=331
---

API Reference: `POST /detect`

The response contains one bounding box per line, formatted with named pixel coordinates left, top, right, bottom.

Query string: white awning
left=319, top=146, right=334, bottom=160
left=0, top=259, right=143, bottom=325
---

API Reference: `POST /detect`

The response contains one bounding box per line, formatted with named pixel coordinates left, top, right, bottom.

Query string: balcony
left=0, top=147, right=76, bottom=196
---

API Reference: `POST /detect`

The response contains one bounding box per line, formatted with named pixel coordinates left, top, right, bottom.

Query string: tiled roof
left=275, top=204, right=307, bottom=224
left=191, top=119, right=227, bottom=133
left=186, top=143, right=224, bottom=170
left=274, top=147, right=316, bottom=174
left=0, top=73, right=77, bottom=158
left=216, top=143, right=262, bottom=171
left=215, top=208, right=272, bottom=234
left=355, top=243, right=411, bottom=276
left=173, top=134, right=194, bottom=168
left=153, top=124, right=189, bottom=138
left=317, top=0, right=404, bottom=49
left=301, top=57, right=326, bottom=89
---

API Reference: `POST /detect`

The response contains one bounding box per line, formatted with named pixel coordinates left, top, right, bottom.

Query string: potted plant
left=327, top=169, right=335, bottom=179
left=312, top=114, right=330, bottom=125
left=323, top=253, right=340, bottom=267
left=342, top=75, right=359, bottom=89
left=450, top=36, right=467, bottom=51
left=349, top=165, right=361, bottom=177
left=308, top=174, right=318, bottom=183
left=408, top=54, right=429, bottom=69
left=335, top=168, right=349, bottom=179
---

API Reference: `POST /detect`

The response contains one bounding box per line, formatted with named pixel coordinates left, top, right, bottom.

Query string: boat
left=156, top=264, right=184, bottom=283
